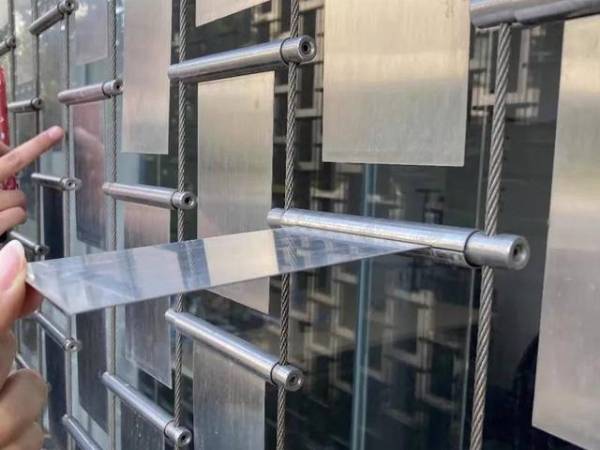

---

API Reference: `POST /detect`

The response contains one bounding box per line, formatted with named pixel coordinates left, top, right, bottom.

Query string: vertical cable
left=277, top=1, right=299, bottom=449
left=469, top=23, right=511, bottom=450
left=173, top=0, right=188, bottom=436
left=7, top=0, right=15, bottom=146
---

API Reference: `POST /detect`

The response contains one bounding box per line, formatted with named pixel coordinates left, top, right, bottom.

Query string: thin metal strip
left=27, top=227, right=424, bottom=315
left=74, top=0, right=108, bottom=65
left=533, top=15, right=600, bottom=449
left=197, top=72, right=274, bottom=313
left=193, top=340, right=265, bottom=450
left=322, top=0, right=470, bottom=165
left=121, top=0, right=171, bottom=154
left=196, top=0, right=268, bottom=26
left=124, top=203, right=172, bottom=388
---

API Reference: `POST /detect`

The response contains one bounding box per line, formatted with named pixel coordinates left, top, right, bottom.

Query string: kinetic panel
left=197, top=72, right=274, bottom=313
left=533, top=15, right=600, bottom=450
left=196, top=0, right=268, bottom=26
left=322, top=0, right=470, bottom=165
left=74, top=0, right=108, bottom=65
left=121, top=402, right=165, bottom=450
left=122, top=0, right=171, bottom=154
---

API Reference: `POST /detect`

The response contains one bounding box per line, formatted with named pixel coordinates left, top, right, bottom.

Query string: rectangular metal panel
left=122, top=0, right=171, bottom=154
left=43, top=187, right=64, bottom=259
left=73, top=102, right=106, bottom=249
left=45, top=334, right=68, bottom=450
left=196, top=0, right=268, bottom=26
left=74, top=0, right=108, bottom=65
left=120, top=402, right=165, bottom=450
left=193, top=341, right=264, bottom=450
left=322, top=0, right=469, bottom=165
left=533, top=16, right=600, bottom=449
left=27, top=227, right=423, bottom=315
left=124, top=203, right=172, bottom=388
left=197, top=72, right=274, bottom=313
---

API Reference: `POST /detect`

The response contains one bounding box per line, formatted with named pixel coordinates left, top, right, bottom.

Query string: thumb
left=0, top=240, right=27, bottom=333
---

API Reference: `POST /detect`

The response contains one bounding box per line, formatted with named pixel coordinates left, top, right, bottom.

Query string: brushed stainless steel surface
left=322, top=0, right=469, bottom=166
left=73, top=102, right=106, bottom=249
left=124, top=203, right=172, bottom=388
left=62, top=415, right=103, bottom=450
left=29, top=0, right=76, bottom=35
left=197, top=72, right=274, bottom=312
left=120, top=403, right=165, bottom=450
left=14, top=0, right=33, bottom=86
left=31, top=172, right=81, bottom=191
left=122, top=0, right=171, bottom=154
left=166, top=310, right=304, bottom=391
left=196, top=0, right=267, bottom=26
left=31, top=311, right=81, bottom=352
left=27, top=227, right=423, bottom=315
left=59, top=79, right=122, bottom=105
left=268, top=208, right=530, bottom=270
left=533, top=16, right=600, bottom=449
left=169, top=37, right=316, bottom=83
left=7, top=97, right=43, bottom=112
left=74, top=0, right=107, bottom=65
left=104, top=182, right=197, bottom=210
left=193, top=340, right=264, bottom=450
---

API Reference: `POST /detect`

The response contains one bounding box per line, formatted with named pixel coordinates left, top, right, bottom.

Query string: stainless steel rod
left=102, top=182, right=197, bottom=210
left=7, top=97, right=43, bottom=113
left=471, top=0, right=600, bottom=27
left=58, top=79, right=122, bottom=105
left=101, top=373, right=192, bottom=447
left=62, top=415, right=102, bottom=450
left=6, top=230, right=49, bottom=256
left=267, top=208, right=530, bottom=270
left=168, top=36, right=317, bottom=83
left=0, top=35, right=16, bottom=57
left=31, top=173, right=81, bottom=191
left=31, top=311, right=81, bottom=352
left=165, top=310, right=304, bottom=392
left=28, top=0, right=77, bottom=35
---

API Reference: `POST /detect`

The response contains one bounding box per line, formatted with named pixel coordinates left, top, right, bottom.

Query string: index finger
left=0, top=126, right=63, bottom=183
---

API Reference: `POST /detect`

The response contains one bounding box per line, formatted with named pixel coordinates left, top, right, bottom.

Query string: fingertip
left=44, top=126, right=64, bottom=142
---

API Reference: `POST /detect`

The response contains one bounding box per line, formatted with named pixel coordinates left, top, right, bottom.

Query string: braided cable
left=173, top=0, right=188, bottom=435
left=469, top=23, right=511, bottom=450
left=277, top=1, right=300, bottom=449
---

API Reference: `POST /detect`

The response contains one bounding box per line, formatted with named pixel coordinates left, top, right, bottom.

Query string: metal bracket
left=168, top=36, right=317, bottom=83
left=29, top=0, right=78, bottom=35
left=8, top=97, right=43, bottom=113
left=31, top=173, right=81, bottom=191
left=58, top=79, right=123, bottom=105
left=102, top=182, right=197, bottom=210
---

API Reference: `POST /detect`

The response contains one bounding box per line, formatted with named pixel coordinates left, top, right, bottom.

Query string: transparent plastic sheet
left=120, top=402, right=165, bottom=450
left=197, top=72, right=274, bottom=313
left=196, top=0, right=268, bottom=26
left=75, top=0, right=108, bottom=65
left=73, top=101, right=106, bottom=249
left=123, top=203, right=172, bottom=388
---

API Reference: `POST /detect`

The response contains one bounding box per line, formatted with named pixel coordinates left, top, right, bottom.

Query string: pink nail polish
left=0, top=240, right=25, bottom=290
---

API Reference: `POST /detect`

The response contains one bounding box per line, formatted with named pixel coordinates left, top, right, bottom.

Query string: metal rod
left=168, top=36, right=317, bottom=83
left=31, top=312, right=81, bottom=352
left=165, top=310, right=304, bottom=392
left=58, top=79, right=122, bottom=105
left=28, top=0, right=77, bottom=35
left=62, top=415, right=102, bottom=450
left=31, top=173, right=81, bottom=191
left=101, top=372, right=192, bottom=447
left=6, top=230, right=49, bottom=256
left=0, top=35, right=16, bottom=57
left=7, top=97, right=43, bottom=113
left=102, top=182, right=197, bottom=210
left=267, top=208, right=530, bottom=270
left=470, top=0, right=600, bottom=27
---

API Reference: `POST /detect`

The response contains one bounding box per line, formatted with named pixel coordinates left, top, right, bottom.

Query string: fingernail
left=0, top=240, right=25, bottom=291
left=45, top=126, right=64, bottom=141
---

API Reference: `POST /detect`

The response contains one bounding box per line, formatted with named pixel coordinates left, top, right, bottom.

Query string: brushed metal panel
left=27, top=227, right=423, bottom=315
left=124, top=203, right=172, bottom=388
left=73, top=102, right=106, bottom=249
left=121, top=402, right=165, bottom=450
left=322, top=0, right=470, bottom=166
left=197, top=72, right=274, bottom=313
left=122, top=0, right=171, bottom=154
left=193, top=340, right=264, bottom=450
left=533, top=16, right=600, bottom=449
left=74, top=0, right=108, bottom=65
left=196, top=0, right=268, bottom=26
left=14, top=0, right=33, bottom=86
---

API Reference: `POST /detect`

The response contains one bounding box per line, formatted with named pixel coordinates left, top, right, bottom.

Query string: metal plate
left=322, top=0, right=469, bottom=165
left=124, top=203, right=172, bottom=388
left=120, top=402, right=165, bottom=450
left=75, top=0, right=108, bottom=65
left=14, top=0, right=33, bottom=86
left=533, top=16, right=600, bottom=449
left=45, top=334, right=68, bottom=450
left=27, top=227, right=423, bottom=315
left=121, top=0, right=171, bottom=154
left=73, top=102, right=106, bottom=249
left=193, top=341, right=264, bottom=450
left=196, top=0, right=268, bottom=26
left=43, top=187, right=64, bottom=259
left=197, top=72, right=274, bottom=313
